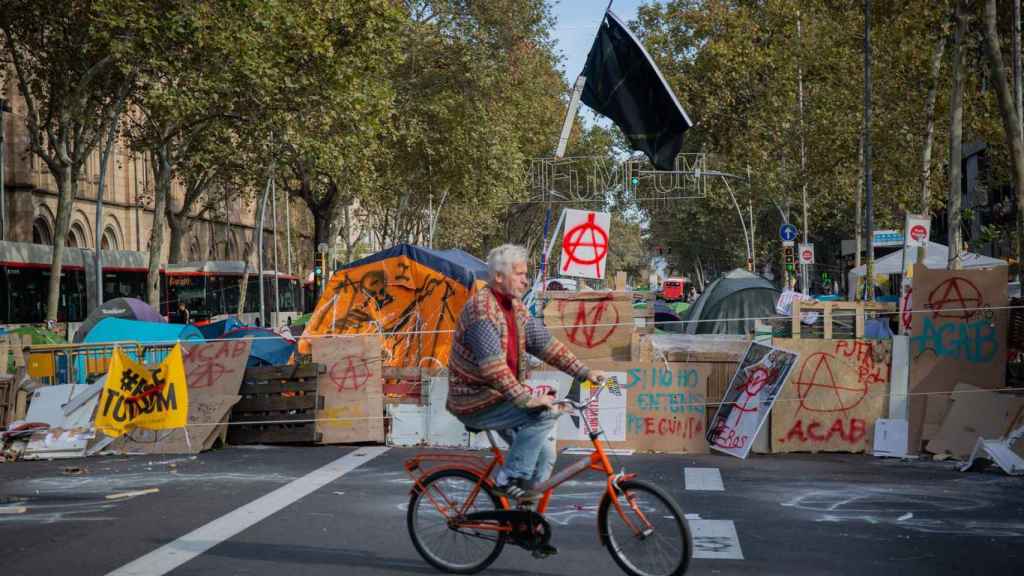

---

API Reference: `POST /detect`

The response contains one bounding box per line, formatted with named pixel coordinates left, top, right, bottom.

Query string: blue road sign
left=780, top=223, right=798, bottom=242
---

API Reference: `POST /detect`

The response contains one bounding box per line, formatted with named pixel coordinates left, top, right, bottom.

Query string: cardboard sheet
left=771, top=339, right=891, bottom=453
left=908, top=266, right=1008, bottom=452
left=543, top=294, right=633, bottom=361
left=312, top=335, right=384, bottom=443
left=926, top=383, right=1024, bottom=459
left=528, top=360, right=710, bottom=454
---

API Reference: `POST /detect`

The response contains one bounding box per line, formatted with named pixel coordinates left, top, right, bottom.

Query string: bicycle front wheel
left=599, top=479, right=692, bottom=576
left=407, top=469, right=506, bottom=574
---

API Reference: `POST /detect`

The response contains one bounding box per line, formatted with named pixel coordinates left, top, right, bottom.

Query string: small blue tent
left=79, top=318, right=204, bottom=377
left=84, top=318, right=204, bottom=346
left=196, top=317, right=244, bottom=340
left=221, top=327, right=295, bottom=367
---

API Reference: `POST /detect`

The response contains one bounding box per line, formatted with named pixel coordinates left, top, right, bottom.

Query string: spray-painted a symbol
left=560, top=299, right=619, bottom=349
left=328, top=358, right=371, bottom=392
left=562, top=212, right=609, bottom=277
left=927, top=277, right=983, bottom=321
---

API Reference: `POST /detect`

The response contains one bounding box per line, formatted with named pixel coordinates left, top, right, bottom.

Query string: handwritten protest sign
left=908, top=265, right=1008, bottom=451
left=559, top=209, right=611, bottom=280
left=772, top=339, right=890, bottom=453
left=95, top=344, right=189, bottom=438
left=312, top=335, right=383, bottom=443
left=707, top=343, right=798, bottom=459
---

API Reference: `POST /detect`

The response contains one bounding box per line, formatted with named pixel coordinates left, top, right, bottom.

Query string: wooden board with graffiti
left=312, top=335, right=384, bottom=444
left=771, top=339, right=891, bottom=453
left=908, top=265, right=1008, bottom=452
left=529, top=360, right=710, bottom=453
left=542, top=293, right=633, bottom=361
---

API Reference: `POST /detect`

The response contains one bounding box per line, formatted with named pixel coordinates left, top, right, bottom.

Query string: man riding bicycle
left=447, top=244, right=606, bottom=503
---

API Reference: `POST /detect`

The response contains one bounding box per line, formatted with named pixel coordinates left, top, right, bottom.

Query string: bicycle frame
left=405, top=427, right=646, bottom=536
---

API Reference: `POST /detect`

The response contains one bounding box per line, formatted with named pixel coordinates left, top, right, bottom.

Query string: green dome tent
left=682, top=269, right=779, bottom=335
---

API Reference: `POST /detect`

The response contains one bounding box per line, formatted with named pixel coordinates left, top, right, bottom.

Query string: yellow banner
left=95, top=344, right=189, bottom=438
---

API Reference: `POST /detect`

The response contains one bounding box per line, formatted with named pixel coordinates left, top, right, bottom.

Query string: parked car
left=660, top=277, right=686, bottom=301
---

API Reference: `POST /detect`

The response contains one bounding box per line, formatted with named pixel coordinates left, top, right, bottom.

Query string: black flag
left=581, top=10, right=692, bottom=171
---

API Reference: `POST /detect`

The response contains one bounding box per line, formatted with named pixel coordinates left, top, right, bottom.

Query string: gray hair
left=487, top=244, right=528, bottom=281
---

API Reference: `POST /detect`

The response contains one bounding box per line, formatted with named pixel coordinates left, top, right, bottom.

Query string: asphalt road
left=1, top=446, right=1021, bottom=576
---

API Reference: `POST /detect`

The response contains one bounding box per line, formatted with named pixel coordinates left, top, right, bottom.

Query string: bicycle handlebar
left=551, top=376, right=621, bottom=413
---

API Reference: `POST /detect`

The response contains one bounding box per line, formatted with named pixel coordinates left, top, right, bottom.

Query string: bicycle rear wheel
left=599, top=479, right=692, bottom=576
left=407, top=469, right=506, bottom=574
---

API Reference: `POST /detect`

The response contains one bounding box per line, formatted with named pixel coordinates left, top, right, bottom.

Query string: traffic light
left=783, top=245, right=795, bottom=265
left=315, top=266, right=322, bottom=276
left=630, top=175, right=639, bottom=190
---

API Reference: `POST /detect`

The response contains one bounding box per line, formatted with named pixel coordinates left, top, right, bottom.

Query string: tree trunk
left=166, top=210, right=189, bottom=264
left=920, top=33, right=947, bottom=211
left=947, top=1, right=967, bottom=270
left=981, top=0, right=1024, bottom=280
left=147, top=146, right=171, bottom=309
left=46, top=164, right=75, bottom=322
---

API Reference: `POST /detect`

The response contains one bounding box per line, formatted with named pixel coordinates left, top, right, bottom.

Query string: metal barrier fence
left=26, top=342, right=176, bottom=385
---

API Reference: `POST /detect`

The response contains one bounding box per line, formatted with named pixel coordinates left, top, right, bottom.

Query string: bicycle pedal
left=531, top=544, right=558, bottom=559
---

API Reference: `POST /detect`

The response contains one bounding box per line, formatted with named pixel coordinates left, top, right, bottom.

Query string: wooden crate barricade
left=791, top=300, right=895, bottom=340
left=228, top=364, right=324, bottom=445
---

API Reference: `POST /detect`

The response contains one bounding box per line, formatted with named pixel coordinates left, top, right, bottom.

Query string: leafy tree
left=1, top=1, right=133, bottom=321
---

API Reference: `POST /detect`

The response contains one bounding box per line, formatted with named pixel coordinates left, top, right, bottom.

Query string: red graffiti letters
left=781, top=418, right=866, bottom=444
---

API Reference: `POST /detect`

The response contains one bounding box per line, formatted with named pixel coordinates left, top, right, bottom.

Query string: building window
left=66, top=222, right=87, bottom=248
left=32, top=218, right=53, bottom=245
left=101, top=227, right=119, bottom=251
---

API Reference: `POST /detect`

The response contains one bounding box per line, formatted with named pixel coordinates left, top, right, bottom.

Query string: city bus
left=0, top=240, right=147, bottom=328
left=161, top=261, right=304, bottom=327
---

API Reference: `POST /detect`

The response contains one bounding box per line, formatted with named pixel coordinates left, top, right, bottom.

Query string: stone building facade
left=0, top=78, right=315, bottom=276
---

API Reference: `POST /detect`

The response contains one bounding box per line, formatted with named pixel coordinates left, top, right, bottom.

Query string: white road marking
left=690, top=519, right=744, bottom=560
left=684, top=467, right=724, bottom=491
left=105, top=447, right=390, bottom=576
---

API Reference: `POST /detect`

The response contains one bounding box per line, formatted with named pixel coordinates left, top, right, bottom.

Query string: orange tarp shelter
left=300, top=244, right=487, bottom=389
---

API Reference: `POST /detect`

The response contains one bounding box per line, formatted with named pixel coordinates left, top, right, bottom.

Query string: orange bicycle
left=404, top=378, right=692, bottom=575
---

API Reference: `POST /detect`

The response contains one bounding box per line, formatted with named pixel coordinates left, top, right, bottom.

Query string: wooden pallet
left=791, top=300, right=896, bottom=340
left=228, top=364, right=324, bottom=445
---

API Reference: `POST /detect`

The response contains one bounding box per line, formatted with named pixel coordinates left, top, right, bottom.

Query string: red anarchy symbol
left=328, top=358, right=371, bottom=392
left=562, top=213, right=609, bottom=277
left=927, top=277, right=982, bottom=321
left=795, top=352, right=867, bottom=413
left=560, top=299, right=619, bottom=349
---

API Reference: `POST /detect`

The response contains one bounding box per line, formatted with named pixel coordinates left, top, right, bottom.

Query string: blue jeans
left=459, top=402, right=559, bottom=489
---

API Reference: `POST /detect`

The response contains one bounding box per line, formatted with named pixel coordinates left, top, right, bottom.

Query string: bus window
left=8, top=268, right=46, bottom=323
left=62, top=270, right=87, bottom=322
left=0, top=268, right=8, bottom=323
left=221, top=276, right=241, bottom=315
left=166, top=275, right=206, bottom=320
left=244, top=276, right=259, bottom=314
left=278, top=278, right=296, bottom=311
left=104, top=271, right=147, bottom=302
left=205, top=275, right=225, bottom=316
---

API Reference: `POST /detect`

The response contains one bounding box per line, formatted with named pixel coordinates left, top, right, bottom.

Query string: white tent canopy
left=847, top=241, right=1007, bottom=299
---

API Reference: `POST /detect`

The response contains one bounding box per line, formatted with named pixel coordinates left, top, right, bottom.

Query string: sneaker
left=492, top=478, right=540, bottom=503
left=531, top=543, right=558, bottom=559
